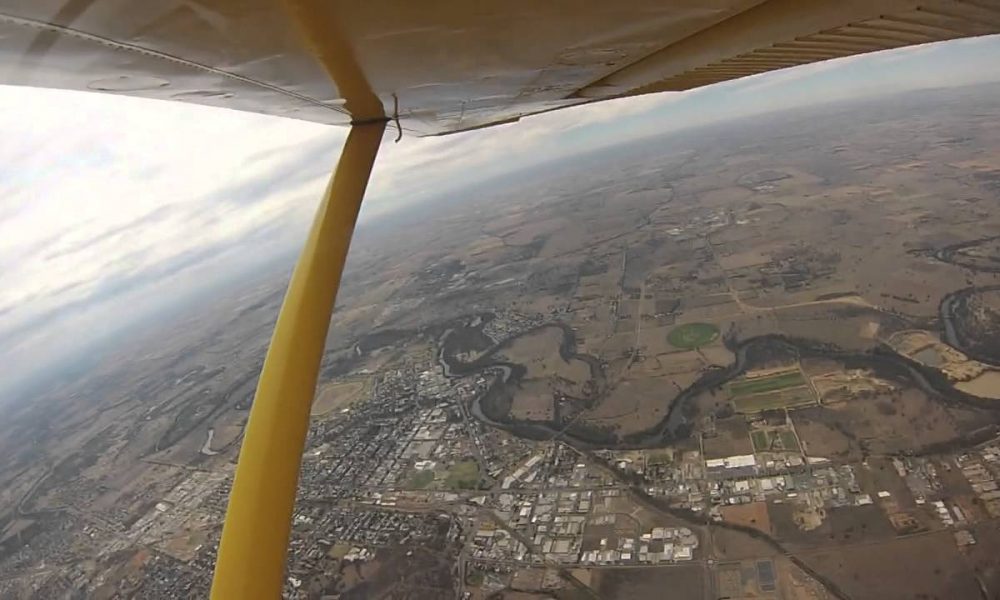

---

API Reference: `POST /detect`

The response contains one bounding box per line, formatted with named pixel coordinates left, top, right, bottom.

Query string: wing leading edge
left=2, top=0, right=999, bottom=135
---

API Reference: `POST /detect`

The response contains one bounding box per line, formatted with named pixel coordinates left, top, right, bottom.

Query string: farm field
left=750, top=429, right=800, bottom=452
left=730, top=371, right=806, bottom=396
left=729, top=369, right=816, bottom=414
left=733, top=388, right=816, bottom=414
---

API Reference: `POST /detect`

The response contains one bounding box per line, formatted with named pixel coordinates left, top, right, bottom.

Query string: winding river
left=440, top=318, right=1000, bottom=451
left=939, top=285, right=1000, bottom=368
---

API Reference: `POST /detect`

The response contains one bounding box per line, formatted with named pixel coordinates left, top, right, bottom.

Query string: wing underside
left=1, top=0, right=998, bottom=134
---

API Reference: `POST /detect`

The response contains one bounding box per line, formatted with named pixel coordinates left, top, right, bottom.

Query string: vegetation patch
left=733, top=389, right=816, bottom=414
left=444, top=460, right=481, bottom=490
left=729, top=371, right=806, bottom=397
left=667, top=322, right=720, bottom=349
left=328, top=542, right=352, bottom=560
left=407, top=470, right=435, bottom=490
left=778, top=431, right=800, bottom=451
left=466, top=569, right=485, bottom=586
left=750, top=429, right=801, bottom=452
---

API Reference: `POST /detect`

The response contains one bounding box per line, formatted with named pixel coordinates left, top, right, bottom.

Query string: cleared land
left=720, top=502, right=772, bottom=534
left=799, top=531, right=982, bottom=600
left=497, top=326, right=592, bottom=421
left=594, top=565, right=704, bottom=599
left=312, top=379, right=369, bottom=416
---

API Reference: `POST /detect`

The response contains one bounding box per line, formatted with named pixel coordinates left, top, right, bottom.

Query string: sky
left=2, top=34, right=1000, bottom=402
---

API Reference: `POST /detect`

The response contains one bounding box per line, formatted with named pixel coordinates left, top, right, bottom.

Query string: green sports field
left=750, top=429, right=801, bottom=452
left=407, top=470, right=435, bottom=489
left=444, top=460, right=481, bottom=490
left=667, top=322, right=720, bottom=349
left=734, top=392, right=814, bottom=414
left=730, top=369, right=816, bottom=414
left=729, top=371, right=806, bottom=396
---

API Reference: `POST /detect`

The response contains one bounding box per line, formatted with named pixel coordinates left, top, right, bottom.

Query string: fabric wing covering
left=2, top=0, right=999, bottom=135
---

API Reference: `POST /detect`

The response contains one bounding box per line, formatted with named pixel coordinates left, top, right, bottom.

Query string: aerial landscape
left=3, top=80, right=1000, bottom=599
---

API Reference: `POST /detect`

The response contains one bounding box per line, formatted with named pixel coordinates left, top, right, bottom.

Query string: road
left=479, top=507, right=600, bottom=599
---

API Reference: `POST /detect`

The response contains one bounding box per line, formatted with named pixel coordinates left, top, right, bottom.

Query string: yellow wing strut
left=211, top=120, right=385, bottom=599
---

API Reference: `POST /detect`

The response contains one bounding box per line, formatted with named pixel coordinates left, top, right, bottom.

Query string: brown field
left=786, top=316, right=877, bottom=352
left=964, top=521, right=1000, bottom=597
left=580, top=521, right=616, bottom=552
left=935, top=458, right=978, bottom=498
left=509, top=380, right=555, bottom=420
left=825, top=388, right=961, bottom=454
left=699, top=345, right=736, bottom=368
left=311, top=378, right=369, bottom=416
left=714, top=562, right=749, bottom=599
left=769, top=504, right=896, bottom=550
left=719, top=248, right=772, bottom=270
left=711, top=525, right=781, bottom=561
left=775, top=557, right=839, bottom=600
left=580, top=376, right=674, bottom=435
left=496, top=326, right=593, bottom=421
left=720, top=501, right=772, bottom=535
left=810, top=371, right=894, bottom=405
left=703, top=418, right=754, bottom=458
left=508, top=568, right=547, bottom=592
left=654, top=349, right=707, bottom=373
left=680, top=302, right=742, bottom=323
left=593, top=565, right=705, bottom=600
left=798, top=531, right=982, bottom=600
left=209, top=423, right=244, bottom=449
left=789, top=381, right=969, bottom=460
left=498, top=327, right=591, bottom=389
left=790, top=413, right=857, bottom=461
left=159, top=527, right=209, bottom=562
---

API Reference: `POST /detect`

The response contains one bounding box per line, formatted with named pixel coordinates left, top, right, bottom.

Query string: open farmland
left=730, top=371, right=806, bottom=396
left=734, top=389, right=816, bottom=414
left=729, top=369, right=816, bottom=414
left=799, top=531, right=983, bottom=600
left=594, top=565, right=705, bottom=599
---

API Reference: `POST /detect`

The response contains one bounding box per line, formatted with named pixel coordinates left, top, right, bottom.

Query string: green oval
left=667, top=322, right=720, bottom=349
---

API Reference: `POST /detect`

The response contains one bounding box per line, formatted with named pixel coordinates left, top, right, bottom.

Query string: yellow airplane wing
left=3, top=1, right=999, bottom=134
